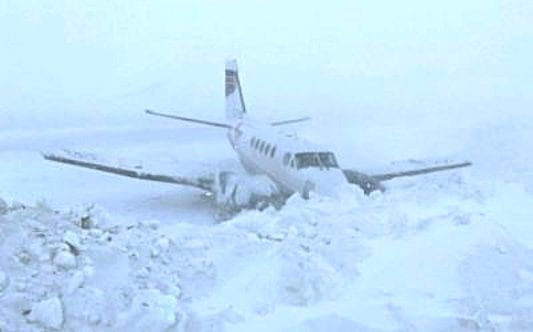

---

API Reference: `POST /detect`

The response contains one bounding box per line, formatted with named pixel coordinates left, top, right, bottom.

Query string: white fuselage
left=226, top=119, right=348, bottom=197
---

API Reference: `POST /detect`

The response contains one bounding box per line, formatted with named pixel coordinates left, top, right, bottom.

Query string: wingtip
left=458, top=161, right=473, bottom=168
left=41, top=150, right=61, bottom=161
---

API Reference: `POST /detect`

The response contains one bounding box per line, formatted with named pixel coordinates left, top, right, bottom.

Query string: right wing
left=43, top=149, right=289, bottom=215
left=42, top=150, right=215, bottom=191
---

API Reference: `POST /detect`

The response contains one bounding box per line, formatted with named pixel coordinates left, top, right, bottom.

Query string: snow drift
left=1, top=167, right=533, bottom=332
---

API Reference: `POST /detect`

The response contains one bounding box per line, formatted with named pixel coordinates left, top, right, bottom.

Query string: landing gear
left=301, top=180, right=315, bottom=200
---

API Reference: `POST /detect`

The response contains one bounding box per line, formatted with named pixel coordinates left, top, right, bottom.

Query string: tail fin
left=225, top=59, right=246, bottom=120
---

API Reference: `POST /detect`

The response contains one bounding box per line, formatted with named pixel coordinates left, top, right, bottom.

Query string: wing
left=371, top=161, right=472, bottom=181
left=42, top=150, right=215, bottom=191
left=343, top=161, right=472, bottom=195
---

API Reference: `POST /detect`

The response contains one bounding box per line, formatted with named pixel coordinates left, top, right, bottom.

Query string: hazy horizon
left=1, top=1, right=532, bottom=130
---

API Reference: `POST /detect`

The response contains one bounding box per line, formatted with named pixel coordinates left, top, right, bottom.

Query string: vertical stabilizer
left=225, top=59, right=246, bottom=120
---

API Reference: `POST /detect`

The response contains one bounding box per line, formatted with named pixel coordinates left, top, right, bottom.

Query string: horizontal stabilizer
left=271, top=117, right=311, bottom=126
left=372, top=162, right=472, bottom=181
left=146, top=110, right=232, bottom=129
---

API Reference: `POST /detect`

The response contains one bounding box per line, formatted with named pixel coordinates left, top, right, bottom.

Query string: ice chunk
left=54, top=250, right=77, bottom=269
left=63, top=230, right=81, bottom=249
left=27, top=297, right=64, bottom=330
left=156, top=236, right=170, bottom=251
left=117, top=289, right=181, bottom=331
left=66, top=271, right=85, bottom=294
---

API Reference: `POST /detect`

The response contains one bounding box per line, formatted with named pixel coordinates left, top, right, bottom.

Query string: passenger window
left=259, top=141, right=265, bottom=153
left=290, top=159, right=295, bottom=168
left=254, top=139, right=260, bottom=149
left=250, top=137, right=255, bottom=148
left=265, top=144, right=271, bottom=155
left=271, top=146, right=276, bottom=158
left=283, top=153, right=291, bottom=166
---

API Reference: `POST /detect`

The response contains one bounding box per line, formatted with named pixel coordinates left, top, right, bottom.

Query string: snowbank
left=0, top=202, right=185, bottom=331
left=2, top=175, right=533, bottom=332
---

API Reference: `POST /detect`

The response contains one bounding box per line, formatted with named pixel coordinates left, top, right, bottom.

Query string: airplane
left=43, top=60, right=471, bottom=214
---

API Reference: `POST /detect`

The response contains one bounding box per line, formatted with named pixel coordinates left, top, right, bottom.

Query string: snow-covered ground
left=1, top=113, right=533, bottom=331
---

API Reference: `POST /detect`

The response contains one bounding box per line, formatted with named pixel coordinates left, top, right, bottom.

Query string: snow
left=1, top=106, right=533, bottom=331
left=54, top=250, right=77, bottom=270
left=27, top=297, right=64, bottom=330
left=115, top=289, right=181, bottom=331
left=1, top=0, right=532, bottom=329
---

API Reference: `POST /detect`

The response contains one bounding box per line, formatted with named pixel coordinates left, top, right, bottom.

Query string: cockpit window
left=318, top=152, right=339, bottom=168
left=294, top=152, right=339, bottom=169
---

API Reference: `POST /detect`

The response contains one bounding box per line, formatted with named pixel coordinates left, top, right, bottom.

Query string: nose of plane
left=305, top=170, right=349, bottom=197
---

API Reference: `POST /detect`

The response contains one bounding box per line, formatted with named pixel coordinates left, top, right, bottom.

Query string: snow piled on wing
left=2, top=172, right=533, bottom=332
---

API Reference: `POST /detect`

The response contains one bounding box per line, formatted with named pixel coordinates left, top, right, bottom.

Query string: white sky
left=1, top=0, right=532, bottom=129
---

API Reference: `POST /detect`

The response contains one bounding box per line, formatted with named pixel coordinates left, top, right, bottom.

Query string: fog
left=1, top=0, right=532, bottom=130
left=2, top=6, right=533, bottom=329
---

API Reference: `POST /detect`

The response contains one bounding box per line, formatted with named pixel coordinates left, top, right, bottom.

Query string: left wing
left=343, top=161, right=472, bottom=195
left=371, top=161, right=472, bottom=182
left=342, top=169, right=386, bottom=195
left=42, top=150, right=215, bottom=191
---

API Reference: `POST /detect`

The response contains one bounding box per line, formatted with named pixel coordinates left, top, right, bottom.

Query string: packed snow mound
left=27, top=297, right=64, bottom=330
left=0, top=202, right=185, bottom=331
left=1, top=173, right=533, bottom=332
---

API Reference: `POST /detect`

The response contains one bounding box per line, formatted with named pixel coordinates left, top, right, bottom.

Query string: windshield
left=294, top=152, right=339, bottom=169
left=318, top=152, right=339, bottom=168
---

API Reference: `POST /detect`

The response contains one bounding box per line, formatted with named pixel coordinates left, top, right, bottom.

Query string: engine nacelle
left=214, top=171, right=283, bottom=213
